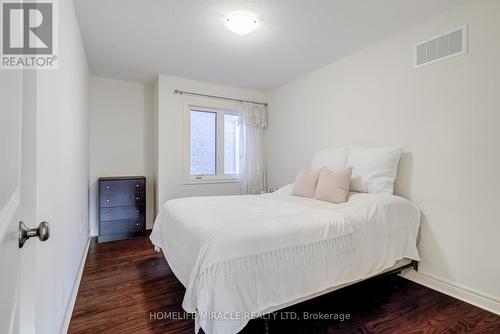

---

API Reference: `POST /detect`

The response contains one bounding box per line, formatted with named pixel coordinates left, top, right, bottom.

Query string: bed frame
left=383, top=259, right=418, bottom=276
left=257, top=259, right=419, bottom=333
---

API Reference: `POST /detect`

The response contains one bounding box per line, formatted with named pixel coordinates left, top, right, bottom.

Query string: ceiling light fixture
left=224, top=12, right=258, bottom=35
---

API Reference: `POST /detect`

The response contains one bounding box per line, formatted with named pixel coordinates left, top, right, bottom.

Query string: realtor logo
left=1, top=0, right=57, bottom=69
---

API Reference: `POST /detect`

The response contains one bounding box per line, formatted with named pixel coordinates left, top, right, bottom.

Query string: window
left=190, top=110, right=217, bottom=175
left=185, top=105, right=240, bottom=183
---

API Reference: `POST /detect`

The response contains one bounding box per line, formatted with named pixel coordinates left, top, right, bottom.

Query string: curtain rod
left=174, top=89, right=268, bottom=107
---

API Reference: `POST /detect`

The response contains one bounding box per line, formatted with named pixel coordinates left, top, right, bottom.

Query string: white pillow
left=310, top=146, right=348, bottom=170
left=347, top=146, right=403, bottom=194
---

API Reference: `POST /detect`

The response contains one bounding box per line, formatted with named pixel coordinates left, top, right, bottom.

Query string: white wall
left=31, top=0, right=91, bottom=332
left=267, top=0, right=500, bottom=306
left=89, top=77, right=155, bottom=234
left=155, top=74, right=267, bottom=211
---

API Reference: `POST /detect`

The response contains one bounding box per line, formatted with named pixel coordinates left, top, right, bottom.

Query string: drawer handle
left=136, top=184, right=139, bottom=187
left=106, top=226, right=110, bottom=230
left=136, top=197, right=139, bottom=200
left=136, top=223, right=139, bottom=227
left=106, top=186, right=110, bottom=189
left=136, top=210, right=139, bottom=213
left=106, top=199, right=110, bottom=202
left=106, top=213, right=110, bottom=216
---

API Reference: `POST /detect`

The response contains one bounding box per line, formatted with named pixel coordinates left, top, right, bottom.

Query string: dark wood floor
left=69, top=234, right=500, bottom=334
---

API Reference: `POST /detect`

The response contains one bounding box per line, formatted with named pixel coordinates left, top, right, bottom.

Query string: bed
left=150, top=184, right=421, bottom=334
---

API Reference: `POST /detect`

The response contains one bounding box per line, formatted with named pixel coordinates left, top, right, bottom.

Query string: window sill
left=184, top=177, right=240, bottom=185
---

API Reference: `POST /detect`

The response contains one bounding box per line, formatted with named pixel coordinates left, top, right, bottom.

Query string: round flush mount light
left=224, top=12, right=258, bottom=35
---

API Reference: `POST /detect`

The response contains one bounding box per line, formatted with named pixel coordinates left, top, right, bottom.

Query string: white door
left=0, top=68, right=24, bottom=334
left=0, top=68, right=46, bottom=333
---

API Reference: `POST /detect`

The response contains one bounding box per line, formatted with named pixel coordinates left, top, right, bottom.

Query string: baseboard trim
left=60, top=236, right=91, bottom=334
left=402, top=270, right=500, bottom=315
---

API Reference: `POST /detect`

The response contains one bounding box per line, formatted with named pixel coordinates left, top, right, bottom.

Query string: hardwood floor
left=69, top=234, right=500, bottom=334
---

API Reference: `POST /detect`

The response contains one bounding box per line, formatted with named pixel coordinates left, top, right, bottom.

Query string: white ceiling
left=74, top=0, right=464, bottom=90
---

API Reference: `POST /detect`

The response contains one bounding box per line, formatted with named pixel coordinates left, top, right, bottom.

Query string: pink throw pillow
left=314, top=167, right=352, bottom=204
left=291, top=169, right=322, bottom=198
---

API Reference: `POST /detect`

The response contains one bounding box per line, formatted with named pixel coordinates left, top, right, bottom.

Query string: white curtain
left=238, top=102, right=268, bottom=194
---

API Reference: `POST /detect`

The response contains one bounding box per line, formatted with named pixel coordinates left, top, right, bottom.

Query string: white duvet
left=150, top=185, right=421, bottom=334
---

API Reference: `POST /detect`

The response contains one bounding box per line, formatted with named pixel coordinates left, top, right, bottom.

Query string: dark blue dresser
left=98, top=176, right=146, bottom=242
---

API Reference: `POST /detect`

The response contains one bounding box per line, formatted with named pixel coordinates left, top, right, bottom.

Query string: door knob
left=19, top=221, right=50, bottom=248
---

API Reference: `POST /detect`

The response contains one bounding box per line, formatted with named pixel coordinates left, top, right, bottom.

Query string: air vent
left=415, top=25, right=467, bottom=68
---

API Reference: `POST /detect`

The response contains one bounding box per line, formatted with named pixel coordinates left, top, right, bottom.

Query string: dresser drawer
left=100, top=205, right=144, bottom=222
left=100, top=192, right=145, bottom=208
left=99, top=219, right=145, bottom=236
left=99, top=179, right=145, bottom=208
